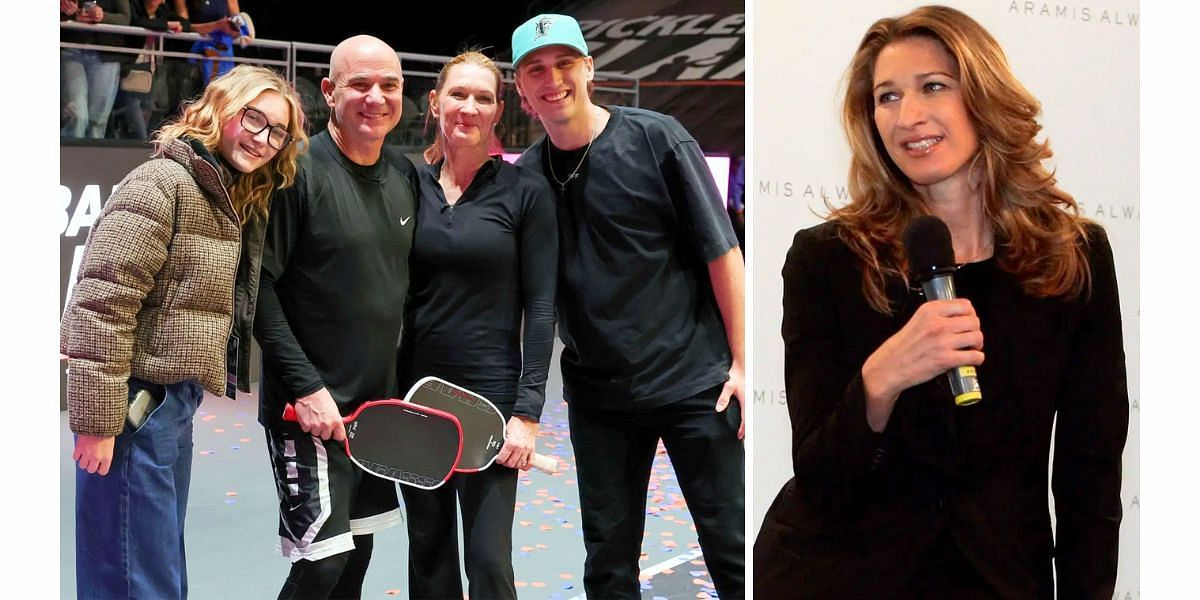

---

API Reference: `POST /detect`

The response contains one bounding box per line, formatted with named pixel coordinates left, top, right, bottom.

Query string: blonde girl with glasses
left=61, top=64, right=307, bottom=600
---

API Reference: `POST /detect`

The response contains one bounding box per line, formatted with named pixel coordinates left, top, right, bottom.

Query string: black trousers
left=568, top=384, right=746, bottom=599
left=399, top=463, right=519, bottom=600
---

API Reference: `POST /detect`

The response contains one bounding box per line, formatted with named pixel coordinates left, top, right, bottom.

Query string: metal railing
left=60, top=21, right=640, bottom=151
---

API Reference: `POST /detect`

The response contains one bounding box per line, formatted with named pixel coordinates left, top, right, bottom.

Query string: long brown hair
left=423, top=50, right=504, bottom=164
left=156, top=65, right=308, bottom=224
left=835, top=5, right=1090, bottom=314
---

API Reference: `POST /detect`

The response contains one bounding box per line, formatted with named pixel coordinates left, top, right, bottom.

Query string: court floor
left=60, top=344, right=723, bottom=599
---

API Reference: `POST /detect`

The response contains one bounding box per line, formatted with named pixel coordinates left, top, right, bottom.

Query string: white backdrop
left=748, top=0, right=1140, bottom=596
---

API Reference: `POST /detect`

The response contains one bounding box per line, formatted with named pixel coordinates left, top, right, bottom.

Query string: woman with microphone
left=753, top=5, right=1128, bottom=598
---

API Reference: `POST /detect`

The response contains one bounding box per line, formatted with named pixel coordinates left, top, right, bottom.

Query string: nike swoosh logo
left=400, top=216, right=412, bottom=225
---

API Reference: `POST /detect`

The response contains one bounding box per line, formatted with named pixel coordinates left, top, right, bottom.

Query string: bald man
left=253, top=35, right=417, bottom=599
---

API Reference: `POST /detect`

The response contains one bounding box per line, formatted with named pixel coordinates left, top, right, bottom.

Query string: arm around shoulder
left=512, top=172, right=558, bottom=422
left=252, top=180, right=325, bottom=399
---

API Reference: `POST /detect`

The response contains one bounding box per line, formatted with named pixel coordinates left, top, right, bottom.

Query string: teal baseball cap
left=511, top=14, right=589, bottom=68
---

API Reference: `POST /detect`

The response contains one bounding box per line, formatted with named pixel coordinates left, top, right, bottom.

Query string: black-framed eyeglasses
left=240, top=106, right=292, bottom=151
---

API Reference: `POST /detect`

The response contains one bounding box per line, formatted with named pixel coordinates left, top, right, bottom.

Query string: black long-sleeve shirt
left=398, top=157, right=557, bottom=421
left=129, top=1, right=189, bottom=33
left=254, top=131, right=419, bottom=427
left=756, top=220, right=1129, bottom=599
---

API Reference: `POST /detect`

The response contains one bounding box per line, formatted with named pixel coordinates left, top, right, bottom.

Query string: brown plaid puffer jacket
left=61, top=138, right=244, bottom=437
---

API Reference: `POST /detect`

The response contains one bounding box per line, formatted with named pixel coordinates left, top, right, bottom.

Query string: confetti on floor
left=61, top=355, right=721, bottom=600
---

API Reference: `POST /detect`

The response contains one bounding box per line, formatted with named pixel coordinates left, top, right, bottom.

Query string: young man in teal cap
left=512, top=13, right=746, bottom=599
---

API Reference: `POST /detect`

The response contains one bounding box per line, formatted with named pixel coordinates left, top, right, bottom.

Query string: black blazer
left=754, top=221, right=1128, bottom=599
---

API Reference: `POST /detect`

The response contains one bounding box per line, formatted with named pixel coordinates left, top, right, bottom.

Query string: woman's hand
left=74, top=435, right=116, bottom=476
left=77, top=3, right=104, bottom=23
left=861, top=298, right=984, bottom=431
left=496, top=416, right=539, bottom=471
left=217, top=16, right=239, bottom=36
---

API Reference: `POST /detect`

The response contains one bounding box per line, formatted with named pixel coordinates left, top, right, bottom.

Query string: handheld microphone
left=902, top=216, right=983, bottom=407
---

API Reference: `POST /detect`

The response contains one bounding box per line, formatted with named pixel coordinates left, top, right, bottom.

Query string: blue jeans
left=75, top=378, right=204, bottom=600
left=60, top=48, right=121, bottom=139
left=111, top=89, right=152, bottom=140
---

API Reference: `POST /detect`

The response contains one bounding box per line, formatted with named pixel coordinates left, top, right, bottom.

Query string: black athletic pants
left=399, top=462, right=520, bottom=599
left=568, top=384, right=746, bottom=599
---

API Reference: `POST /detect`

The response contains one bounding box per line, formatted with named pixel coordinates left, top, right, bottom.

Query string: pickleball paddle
left=404, top=376, right=558, bottom=475
left=283, top=399, right=463, bottom=490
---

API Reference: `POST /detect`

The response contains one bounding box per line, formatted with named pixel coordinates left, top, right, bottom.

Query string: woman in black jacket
left=111, top=0, right=190, bottom=139
left=753, top=6, right=1129, bottom=598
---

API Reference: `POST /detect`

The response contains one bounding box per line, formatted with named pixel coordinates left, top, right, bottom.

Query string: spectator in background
left=60, top=0, right=132, bottom=139
left=173, top=0, right=250, bottom=83
left=110, top=0, right=188, bottom=140
left=160, top=1, right=239, bottom=122
left=171, top=0, right=237, bottom=35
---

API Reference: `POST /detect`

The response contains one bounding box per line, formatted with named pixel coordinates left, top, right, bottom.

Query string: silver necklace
left=547, top=124, right=596, bottom=193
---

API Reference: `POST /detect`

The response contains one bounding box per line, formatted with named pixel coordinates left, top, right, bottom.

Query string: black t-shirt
left=254, top=131, right=419, bottom=427
left=517, top=106, right=739, bottom=410
left=162, top=0, right=229, bottom=53
left=184, top=0, right=229, bottom=23
left=398, top=157, right=558, bottom=420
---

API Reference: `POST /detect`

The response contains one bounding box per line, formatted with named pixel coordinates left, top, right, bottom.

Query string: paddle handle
left=529, top=452, right=558, bottom=475
left=281, top=404, right=351, bottom=423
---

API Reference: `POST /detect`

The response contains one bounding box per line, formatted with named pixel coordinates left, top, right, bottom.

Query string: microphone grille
left=902, top=215, right=956, bottom=278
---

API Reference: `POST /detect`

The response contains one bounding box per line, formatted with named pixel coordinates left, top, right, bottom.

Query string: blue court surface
left=60, top=344, right=724, bottom=599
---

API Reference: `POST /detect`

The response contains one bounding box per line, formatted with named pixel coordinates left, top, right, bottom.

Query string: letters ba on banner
left=59, top=144, right=152, bottom=409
